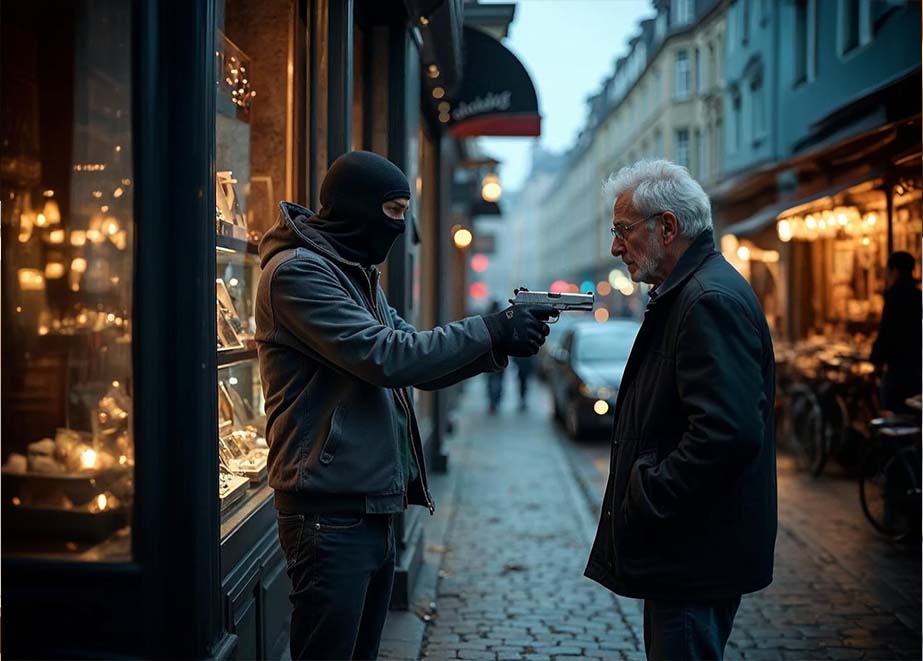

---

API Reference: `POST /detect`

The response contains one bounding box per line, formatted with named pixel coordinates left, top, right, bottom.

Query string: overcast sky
left=478, top=0, right=653, bottom=192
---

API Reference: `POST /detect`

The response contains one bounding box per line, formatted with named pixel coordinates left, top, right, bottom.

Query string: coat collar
left=647, top=229, right=717, bottom=309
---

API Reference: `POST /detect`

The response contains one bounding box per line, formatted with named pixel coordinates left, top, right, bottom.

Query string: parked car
left=536, top=314, right=584, bottom=382
left=548, top=319, right=641, bottom=439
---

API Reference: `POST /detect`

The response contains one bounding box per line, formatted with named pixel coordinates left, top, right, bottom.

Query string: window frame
left=674, top=49, right=690, bottom=100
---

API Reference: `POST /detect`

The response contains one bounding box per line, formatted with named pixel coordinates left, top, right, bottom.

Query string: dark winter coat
left=585, top=229, right=778, bottom=601
left=256, top=202, right=506, bottom=514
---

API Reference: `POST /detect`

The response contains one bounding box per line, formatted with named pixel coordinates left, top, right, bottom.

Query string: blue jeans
left=277, top=512, right=396, bottom=660
left=643, top=597, right=741, bottom=660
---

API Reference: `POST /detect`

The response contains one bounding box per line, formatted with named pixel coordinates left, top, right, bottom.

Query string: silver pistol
left=510, top=287, right=594, bottom=323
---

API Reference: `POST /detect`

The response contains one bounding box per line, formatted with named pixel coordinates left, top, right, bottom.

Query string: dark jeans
left=277, top=511, right=396, bottom=660
left=643, top=596, right=741, bottom=660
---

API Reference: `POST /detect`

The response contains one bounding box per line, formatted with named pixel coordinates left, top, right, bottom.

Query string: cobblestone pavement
left=422, top=374, right=921, bottom=660
left=421, top=376, right=646, bottom=661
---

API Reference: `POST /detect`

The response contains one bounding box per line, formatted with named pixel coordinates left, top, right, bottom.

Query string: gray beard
left=633, top=231, right=665, bottom=284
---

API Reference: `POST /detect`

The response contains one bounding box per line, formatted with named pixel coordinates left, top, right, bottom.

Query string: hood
left=259, top=201, right=354, bottom=269
left=574, top=361, right=628, bottom=389
left=313, top=150, right=411, bottom=265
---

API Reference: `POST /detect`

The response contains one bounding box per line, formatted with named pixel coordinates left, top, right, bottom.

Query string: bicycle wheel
left=789, top=385, right=826, bottom=477
left=859, top=441, right=915, bottom=541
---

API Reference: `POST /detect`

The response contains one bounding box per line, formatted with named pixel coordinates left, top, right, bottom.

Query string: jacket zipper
left=360, top=267, right=435, bottom=515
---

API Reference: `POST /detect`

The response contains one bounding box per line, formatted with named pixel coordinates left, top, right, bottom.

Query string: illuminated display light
left=469, top=282, right=489, bottom=300
left=594, top=308, right=609, bottom=323
left=453, top=228, right=473, bottom=249
left=580, top=281, right=594, bottom=295
left=481, top=174, right=502, bottom=203
left=608, top=268, right=629, bottom=289
left=471, top=254, right=489, bottom=272
left=44, top=262, right=65, bottom=279
left=618, top=282, right=635, bottom=296
left=549, top=280, right=569, bottom=293
left=597, top=281, right=612, bottom=296
left=18, top=268, right=45, bottom=291
left=594, top=400, right=610, bottom=416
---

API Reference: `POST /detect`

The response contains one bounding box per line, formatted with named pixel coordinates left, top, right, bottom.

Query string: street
left=419, top=372, right=922, bottom=661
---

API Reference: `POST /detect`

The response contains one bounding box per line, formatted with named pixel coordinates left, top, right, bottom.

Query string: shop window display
left=1, top=2, right=135, bottom=559
left=215, top=0, right=293, bottom=527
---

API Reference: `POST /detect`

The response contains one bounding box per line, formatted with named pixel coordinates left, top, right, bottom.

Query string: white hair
left=601, top=159, right=712, bottom=240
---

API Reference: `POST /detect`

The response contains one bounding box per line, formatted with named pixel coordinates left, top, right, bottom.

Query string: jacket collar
left=276, top=201, right=379, bottom=280
left=647, top=229, right=717, bottom=309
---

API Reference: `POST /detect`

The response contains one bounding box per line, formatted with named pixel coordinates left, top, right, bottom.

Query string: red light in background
left=549, top=280, right=569, bottom=293
left=469, top=282, right=489, bottom=300
left=471, top=254, right=489, bottom=273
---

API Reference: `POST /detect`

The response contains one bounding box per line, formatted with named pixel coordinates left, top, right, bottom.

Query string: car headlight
left=579, top=384, right=615, bottom=400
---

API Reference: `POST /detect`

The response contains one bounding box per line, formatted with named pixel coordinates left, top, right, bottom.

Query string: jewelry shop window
left=1, top=1, right=135, bottom=560
left=215, top=0, right=296, bottom=525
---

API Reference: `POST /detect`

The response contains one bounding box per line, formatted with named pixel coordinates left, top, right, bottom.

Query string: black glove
left=482, top=305, right=555, bottom=357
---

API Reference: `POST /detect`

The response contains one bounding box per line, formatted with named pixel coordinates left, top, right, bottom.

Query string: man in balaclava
left=256, top=150, right=554, bottom=660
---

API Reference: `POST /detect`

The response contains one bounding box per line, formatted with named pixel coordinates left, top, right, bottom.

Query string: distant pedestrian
left=870, top=251, right=922, bottom=413
left=256, top=151, right=553, bottom=660
left=584, top=160, right=777, bottom=661
left=486, top=301, right=506, bottom=415
left=512, top=355, right=536, bottom=410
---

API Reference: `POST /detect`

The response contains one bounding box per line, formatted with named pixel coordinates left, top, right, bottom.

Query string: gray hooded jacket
left=256, top=202, right=506, bottom=513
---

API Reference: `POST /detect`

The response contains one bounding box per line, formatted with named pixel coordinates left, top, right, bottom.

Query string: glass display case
left=216, top=241, right=267, bottom=517
left=1, top=0, right=135, bottom=560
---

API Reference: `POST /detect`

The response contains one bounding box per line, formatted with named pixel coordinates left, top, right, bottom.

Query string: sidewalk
left=381, top=375, right=646, bottom=661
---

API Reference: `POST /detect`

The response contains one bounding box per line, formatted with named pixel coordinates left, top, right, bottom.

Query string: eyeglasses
left=610, top=211, right=665, bottom=241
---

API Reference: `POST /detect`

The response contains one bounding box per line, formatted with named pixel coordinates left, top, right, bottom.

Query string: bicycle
left=858, top=416, right=922, bottom=542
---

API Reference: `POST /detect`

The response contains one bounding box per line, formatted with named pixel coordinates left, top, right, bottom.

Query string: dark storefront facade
left=0, top=0, right=489, bottom=657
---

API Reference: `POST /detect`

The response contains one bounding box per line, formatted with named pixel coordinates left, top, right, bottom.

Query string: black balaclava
left=310, top=151, right=411, bottom=266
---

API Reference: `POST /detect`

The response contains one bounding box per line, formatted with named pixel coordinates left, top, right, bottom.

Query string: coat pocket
left=319, top=406, right=344, bottom=465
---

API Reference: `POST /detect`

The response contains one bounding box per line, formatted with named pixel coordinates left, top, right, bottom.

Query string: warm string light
left=776, top=206, right=878, bottom=242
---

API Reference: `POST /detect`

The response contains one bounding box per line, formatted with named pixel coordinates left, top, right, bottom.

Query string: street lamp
left=481, top=174, right=502, bottom=203
left=453, top=227, right=473, bottom=249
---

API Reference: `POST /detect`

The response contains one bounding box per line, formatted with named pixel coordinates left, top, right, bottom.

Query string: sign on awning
left=447, top=27, right=541, bottom=137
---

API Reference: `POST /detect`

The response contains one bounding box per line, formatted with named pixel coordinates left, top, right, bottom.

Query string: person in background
left=870, top=251, right=922, bottom=413
left=255, top=151, right=554, bottom=660
left=486, top=301, right=507, bottom=415
left=584, top=160, right=777, bottom=661
left=512, top=355, right=536, bottom=411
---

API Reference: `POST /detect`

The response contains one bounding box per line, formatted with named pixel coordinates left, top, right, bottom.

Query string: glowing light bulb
left=81, top=448, right=98, bottom=469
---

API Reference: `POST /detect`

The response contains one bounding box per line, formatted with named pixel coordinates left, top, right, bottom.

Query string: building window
left=656, top=11, right=668, bottom=40
left=675, top=128, right=690, bottom=167
left=751, top=76, right=766, bottom=141
left=741, top=0, right=750, bottom=44
left=695, top=47, right=703, bottom=93
left=693, top=128, right=703, bottom=176
left=672, top=0, right=693, bottom=27
left=731, top=90, right=742, bottom=153
left=675, top=50, right=689, bottom=99
left=794, top=0, right=817, bottom=85
left=708, top=42, right=717, bottom=89
left=654, top=68, right=662, bottom=106
left=838, top=0, right=872, bottom=55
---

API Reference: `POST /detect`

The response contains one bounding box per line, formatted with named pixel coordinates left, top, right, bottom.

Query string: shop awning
left=447, top=27, right=541, bottom=137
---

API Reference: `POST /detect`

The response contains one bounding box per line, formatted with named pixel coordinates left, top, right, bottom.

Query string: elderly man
left=584, top=160, right=777, bottom=660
